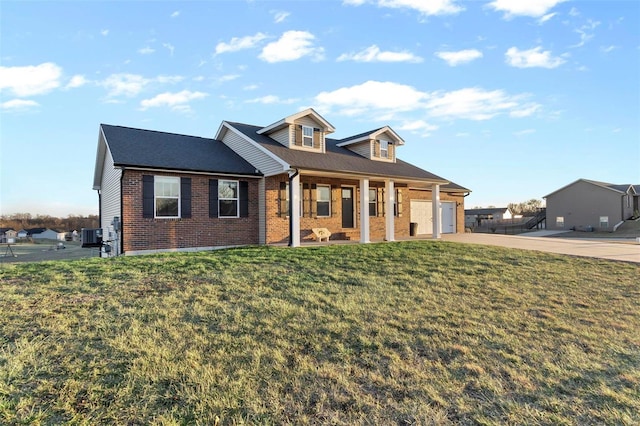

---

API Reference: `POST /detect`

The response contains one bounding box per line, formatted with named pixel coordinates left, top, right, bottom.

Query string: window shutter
left=181, top=177, right=192, bottom=218
left=396, top=189, right=403, bottom=217
left=389, top=143, right=394, bottom=161
left=209, top=179, right=218, bottom=218
left=311, top=183, right=318, bottom=218
left=377, top=188, right=384, bottom=217
left=303, top=183, right=310, bottom=217
left=279, top=181, right=287, bottom=217
left=294, top=125, right=303, bottom=146
left=373, top=140, right=380, bottom=158
left=143, top=175, right=154, bottom=218
left=239, top=181, right=249, bottom=217
left=331, top=185, right=338, bottom=217
left=313, top=129, right=321, bottom=149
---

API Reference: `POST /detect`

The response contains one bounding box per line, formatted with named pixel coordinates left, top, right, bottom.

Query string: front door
left=342, top=187, right=354, bottom=228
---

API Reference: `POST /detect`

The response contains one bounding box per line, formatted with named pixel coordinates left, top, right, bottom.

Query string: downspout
left=119, top=170, right=124, bottom=256
left=288, top=168, right=299, bottom=247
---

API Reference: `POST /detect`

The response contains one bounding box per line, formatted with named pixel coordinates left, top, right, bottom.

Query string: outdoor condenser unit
left=81, top=228, right=103, bottom=248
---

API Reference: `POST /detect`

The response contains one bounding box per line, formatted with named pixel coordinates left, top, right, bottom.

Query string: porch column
left=360, top=178, right=370, bottom=243
left=289, top=172, right=301, bottom=247
left=385, top=180, right=395, bottom=241
left=432, top=184, right=441, bottom=239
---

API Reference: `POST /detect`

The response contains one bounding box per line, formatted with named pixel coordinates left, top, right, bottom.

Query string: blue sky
left=1, top=0, right=638, bottom=217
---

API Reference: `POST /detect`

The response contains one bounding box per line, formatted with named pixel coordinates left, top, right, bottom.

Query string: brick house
left=93, top=108, right=470, bottom=255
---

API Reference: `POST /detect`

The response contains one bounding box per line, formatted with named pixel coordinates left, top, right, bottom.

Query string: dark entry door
left=342, top=187, right=354, bottom=228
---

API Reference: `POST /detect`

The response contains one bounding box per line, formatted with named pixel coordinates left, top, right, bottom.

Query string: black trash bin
left=410, top=222, right=418, bottom=236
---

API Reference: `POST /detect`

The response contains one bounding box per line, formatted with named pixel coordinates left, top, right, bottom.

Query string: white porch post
left=290, top=173, right=301, bottom=247
left=432, top=184, right=441, bottom=239
left=385, top=180, right=395, bottom=241
left=360, top=178, right=370, bottom=243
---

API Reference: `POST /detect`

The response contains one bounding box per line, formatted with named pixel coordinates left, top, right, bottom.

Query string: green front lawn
left=1, top=241, right=638, bottom=425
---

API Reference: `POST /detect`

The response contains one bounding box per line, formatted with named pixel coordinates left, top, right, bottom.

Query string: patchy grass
left=0, top=241, right=639, bottom=425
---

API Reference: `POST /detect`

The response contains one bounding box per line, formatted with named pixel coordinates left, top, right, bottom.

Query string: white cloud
left=101, top=29, right=109, bottom=36
left=66, top=75, right=88, bottom=89
left=538, top=12, right=556, bottom=24
left=243, top=84, right=259, bottom=91
left=0, top=62, right=62, bottom=97
left=140, top=90, right=208, bottom=111
left=426, top=88, right=522, bottom=120
left=315, top=81, right=427, bottom=116
left=337, top=45, right=423, bottom=63
left=570, top=19, right=600, bottom=48
left=138, top=46, right=155, bottom=55
left=101, top=74, right=182, bottom=98
left=317, top=81, right=540, bottom=123
left=514, top=129, right=536, bottom=137
left=435, top=49, right=483, bottom=66
left=246, top=95, right=298, bottom=104
left=217, top=74, right=240, bottom=83
left=1, top=99, right=39, bottom=110
left=171, top=11, right=180, bottom=18
left=487, top=0, right=566, bottom=18
left=397, top=120, right=439, bottom=136
left=344, top=0, right=463, bottom=15
left=601, top=45, right=617, bottom=53
left=505, top=47, right=566, bottom=68
left=272, top=10, right=290, bottom=23
left=163, top=43, right=175, bottom=56
left=259, top=31, right=324, bottom=63
left=215, top=33, right=268, bottom=55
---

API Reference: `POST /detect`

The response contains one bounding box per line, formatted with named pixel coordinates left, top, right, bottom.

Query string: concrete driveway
left=441, top=232, right=640, bottom=264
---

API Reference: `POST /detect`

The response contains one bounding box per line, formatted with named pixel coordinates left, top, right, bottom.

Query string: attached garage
left=410, top=200, right=457, bottom=235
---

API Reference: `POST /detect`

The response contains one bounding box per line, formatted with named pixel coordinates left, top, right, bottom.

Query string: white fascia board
left=214, top=121, right=228, bottom=140
left=258, top=108, right=336, bottom=135
left=256, top=118, right=287, bottom=135
left=92, top=125, right=108, bottom=190
left=373, top=126, right=405, bottom=145
left=336, top=135, right=371, bottom=147
left=221, top=122, right=291, bottom=174
left=120, top=166, right=262, bottom=179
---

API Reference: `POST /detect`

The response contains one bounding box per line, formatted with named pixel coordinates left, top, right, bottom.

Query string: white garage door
left=410, top=200, right=456, bottom=235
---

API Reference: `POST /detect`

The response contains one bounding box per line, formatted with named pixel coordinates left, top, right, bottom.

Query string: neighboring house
left=27, top=228, right=66, bottom=240
left=544, top=179, right=639, bottom=231
left=0, top=228, right=17, bottom=243
left=17, top=229, right=28, bottom=239
left=464, top=207, right=513, bottom=227
left=93, top=108, right=470, bottom=255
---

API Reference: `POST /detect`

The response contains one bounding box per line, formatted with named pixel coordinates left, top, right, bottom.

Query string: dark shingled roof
left=228, top=122, right=467, bottom=189
left=101, top=124, right=261, bottom=176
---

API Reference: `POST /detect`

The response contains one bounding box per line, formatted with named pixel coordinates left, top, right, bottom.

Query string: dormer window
left=302, top=126, right=314, bottom=147
left=380, top=140, right=389, bottom=159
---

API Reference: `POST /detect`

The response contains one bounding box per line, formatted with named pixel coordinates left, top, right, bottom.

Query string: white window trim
left=155, top=176, right=180, bottom=219
left=599, top=216, right=609, bottom=228
left=219, top=179, right=239, bottom=218
left=556, top=216, right=564, bottom=228
left=380, top=139, right=389, bottom=159
left=302, top=125, right=314, bottom=147
left=316, top=184, right=331, bottom=217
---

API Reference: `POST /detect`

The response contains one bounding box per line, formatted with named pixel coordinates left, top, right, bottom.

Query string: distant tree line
left=0, top=213, right=99, bottom=233
left=507, top=199, right=544, bottom=215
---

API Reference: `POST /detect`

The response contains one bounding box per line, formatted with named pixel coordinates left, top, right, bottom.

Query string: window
left=380, top=140, right=389, bottom=159
left=316, top=185, right=331, bottom=217
left=302, top=125, right=314, bottom=147
left=219, top=180, right=239, bottom=217
left=155, top=176, right=180, bottom=217
left=600, top=216, right=609, bottom=228
left=556, top=216, right=564, bottom=228
left=369, top=188, right=377, bottom=216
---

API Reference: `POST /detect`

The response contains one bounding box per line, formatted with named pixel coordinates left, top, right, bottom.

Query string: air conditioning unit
left=81, top=228, right=103, bottom=248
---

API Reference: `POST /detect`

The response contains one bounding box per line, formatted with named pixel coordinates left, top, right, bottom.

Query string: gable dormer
left=257, top=108, right=335, bottom=153
left=337, top=126, right=404, bottom=163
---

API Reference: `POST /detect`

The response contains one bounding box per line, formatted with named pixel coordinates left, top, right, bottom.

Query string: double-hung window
left=316, top=185, right=331, bottom=217
left=302, top=125, right=314, bottom=147
left=155, top=176, right=180, bottom=217
left=219, top=180, right=239, bottom=217
left=369, top=188, right=377, bottom=216
left=380, top=140, right=389, bottom=159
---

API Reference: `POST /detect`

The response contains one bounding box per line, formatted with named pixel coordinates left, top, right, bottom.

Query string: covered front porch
left=279, top=170, right=447, bottom=247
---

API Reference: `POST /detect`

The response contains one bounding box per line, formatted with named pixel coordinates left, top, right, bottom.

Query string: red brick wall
left=121, top=170, right=260, bottom=252
left=264, top=174, right=412, bottom=243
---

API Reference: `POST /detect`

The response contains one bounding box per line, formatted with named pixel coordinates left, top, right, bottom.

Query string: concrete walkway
left=441, top=233, right=640, bottom=264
